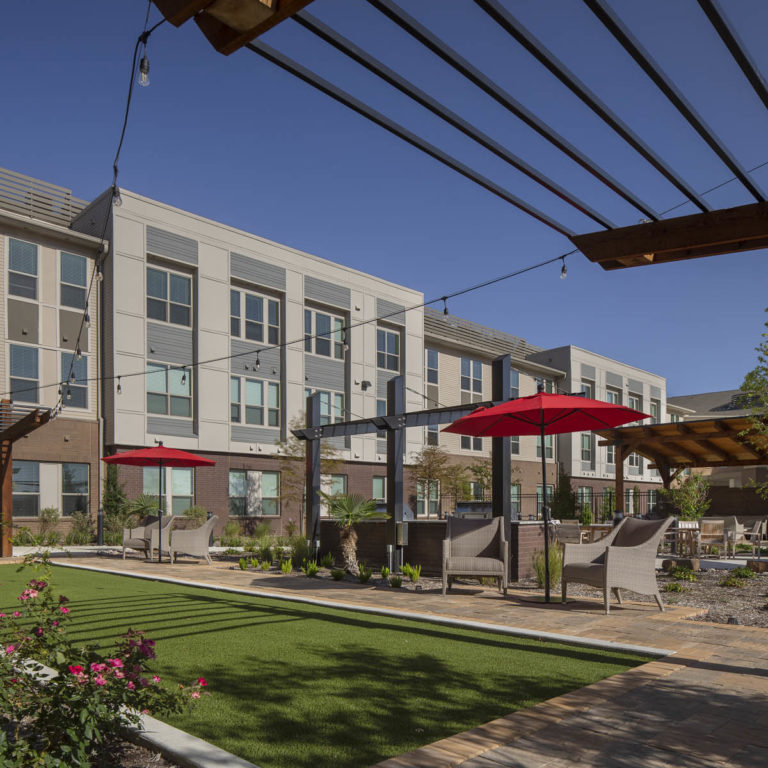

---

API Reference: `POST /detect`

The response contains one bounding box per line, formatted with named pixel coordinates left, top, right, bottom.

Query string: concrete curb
left=54, top=561, right=675, bottom=657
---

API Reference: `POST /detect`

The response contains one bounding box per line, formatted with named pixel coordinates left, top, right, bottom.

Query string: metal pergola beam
left=474, top=0, right=709, bottom=214
left=584, top=0, right=765, bottom=203
left=367, top=0, right=659, bottom=220
left=294, top=11, right=614, bottom=230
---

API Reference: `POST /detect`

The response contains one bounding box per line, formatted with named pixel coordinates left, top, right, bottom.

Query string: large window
left=461, top=435, right=483, bottom=451
left=60, top=252, right=87, bottom=309
left=377, top=328, right=400, bottom=371
left=376, top=398, right=387, bottom=439
left=536, top=484, right=554, bottom=516
left=606, top=444, right=615, bottom=464
left=306, top=388, right=344, bottom=425
left=416, top=480, right=439, bottom=517
left=231, top=377, right=279, bottom=427
left=9, top=238, right=37, bottom=300
left=305, top=309, right=344, bottom=359
left=670, top=412, right=681, bottom=423
left=536, top=434, right=553, bottom=459
left=510, top=369, right=520, bottom=399
left=147, top=363, right=191, bottom=417
left=372, top=476, right=386, bottom=503
left=426, top=348, right=438, bottom=384
left=461, top=358, right=482, bottom=395
left=231, top=289, right=280, bottom=344
left=146, top=266, right=191, bottom=326
left=12, top=460, right=39, bottom=517
left=581, top=379, right=594, bottom=399
left=143, top=467, right=194, bottom=515
left=10, top=344, right=38, bottom=403
left=62, top=463, right=89, bottom=516
left=605, top=387, right=621, bottom=405
left=510, top=435, right=520, bottom=455
left=229, top=470, right=280, bottom=516
left=62, top=353, right=88, bottom=409
left=581, top=432, right=592, bottom=462
left=427, top=424, right=439, bottom=446
left=650, top=399, right=660, bottom=424
left=628, top=452, right=642, bottom=472
left=577, top=486, right=593, bottom=515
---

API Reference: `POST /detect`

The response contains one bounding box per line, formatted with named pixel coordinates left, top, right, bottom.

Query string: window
left=606, top=444, right=615, bottom=464
left=541, top=378, right=555, bottom=394
left=231, top=289, right=279, bottom=344
left=376, top=398, right=387, bottom=439
left=468, top=481, right=485, bottom=500
left=510, top=484, right=521, bottom=518
left=427, top=424, right=439, bottom=446
left=231, top=377, right=279, bottom=426
left=147, top=363, right=191, bottom=417
left=60, top=252, right=87, bottom=309
left=670, top=412, right=681, bottom=423
left=305, top=309, right=344, bottom=359
left=536, top=484, right=554, bottom=516
left=628, top=393, right=642, bottom=418
left=10, top=344, right=38, bottom=403
left=577, top=486, right=593, bottom=514
left=581, top=379, right=594, bottom=399
left=581, top=433, right=592, bottom=462
left=426, top=348, right=438, bottom=384
left=143, top=467, right=194, bottom=515
left=650, top=399, right=660, bottom=424
left=62, top=353, right=88, bottom=409
left=628, top=452, right=642, bottom=472
left=146, top=266, right=191, bottom=326
left=605, top=387, right=621, bottom=405
left=377, top=328, right=399, bottom=371
left=510, top=369, right=520, bottom=399
left=416, top=480, right=439, bottom=517
left=536, top=434, right=553, bottom=459
left=461, top=358, right=483, bottom=395
left=372, top=476, right=386, bottom=503
left=9, top=238, right=37, bottom=299
left=510, top=435, right=520, bottom=455
left=329, top=474, right=347, bottom=496
left=229, top=470, right=281, bottom=516
left=461, top=435, right=483, bottom=451
left=229, top=470, right=246, bottom=516
left=306, top=388, right=345, bottom=425
left=62, top=463, right=89, bottom=516
left=12, top=460, right=39, bottom=517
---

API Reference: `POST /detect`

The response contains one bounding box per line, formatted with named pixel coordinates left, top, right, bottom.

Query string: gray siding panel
left=146, top=226, right=198, bottom=265
left=304, top=276, right=350, bottom=309
left=231, top=425, right=280, bottom=444
left=627, top=378, right=644, bottom=394
left=147, top=416, right=195, bottom=438
left=305, top=355, right=344, bottom=392
left=230, top=340, right=280, bottom=381
left=377, top=439, right=387, bottom=454
left=605, top=372, right=623, bottom=389
left=376, top=298, right=406, bottom=325
left=327, top=436, right=346, bottom=451
left=230, top=252, right=286, bottom=291
left=376, top=369, right=397, bottom=398
left=650, top=385, right=661, bottom=399
left=147, top=323, right=194, bottom=366
left=580, top=364, right=596, bottom=380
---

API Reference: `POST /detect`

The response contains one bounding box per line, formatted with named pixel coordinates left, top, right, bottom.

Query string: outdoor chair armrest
left=562, top=540, right=608, bottom=566
left=604, top=544, right=657, bottom=582
left=442, top=538, right=450, bottom=562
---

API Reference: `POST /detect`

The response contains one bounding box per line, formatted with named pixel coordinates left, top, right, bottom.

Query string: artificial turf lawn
left=0, top=564, right=649, bottom=768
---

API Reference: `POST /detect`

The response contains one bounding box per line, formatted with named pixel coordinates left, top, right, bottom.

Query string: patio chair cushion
left=563, top=562, right=604, bottom=587
left=445, top=556, right=504, bottom=575
left=612, top=517, right=658, bottom=548
left=123, top=537, right=149, bottom=550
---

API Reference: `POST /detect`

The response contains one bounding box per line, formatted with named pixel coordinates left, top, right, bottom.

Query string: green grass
left=0, top=565, right=648, bottom=768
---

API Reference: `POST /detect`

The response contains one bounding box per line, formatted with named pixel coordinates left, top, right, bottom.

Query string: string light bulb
left=66, top=386, right=72, bottom=401
left=138, top=54, right=150, bottom=87
left=442, top=297, right=449, bottom=316
left=180, top=368, right=187, bottom=385
left=84, top=306, right=90, bottom=328
left=342, top=328, right=349, bottom=352
left=117, top=377, right=122, bottom=395
left=255, top=352, right=261, bottom=370
left=70, top=371, right=76, bottom=384
left=112, top=186, right=122, bottom=208
left=76, top=346, right=82, bottom=361
left=560, top=257, right=567, bottom=280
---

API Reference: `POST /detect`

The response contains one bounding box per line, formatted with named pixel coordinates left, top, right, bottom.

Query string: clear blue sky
left=4, top=0, right=768, bottom=396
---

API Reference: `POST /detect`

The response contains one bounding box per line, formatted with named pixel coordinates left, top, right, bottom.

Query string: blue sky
left=4, top=0, right=768, bottom=396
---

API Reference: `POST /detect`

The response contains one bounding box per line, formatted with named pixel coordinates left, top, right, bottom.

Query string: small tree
left=468, top=458, right=493, bottom=499
left=320, top=493, right=387, bottom=574
left=441, top=462, right=472, bottom=502
left=550, top=467, right=578, bottom=520
left=663, top=472, right=711, bottom=521
left=409, top=446, right=450, bottom=518
left=103, top=464, right=129, bottom=544
left=741, top=308, right=768, bottom=500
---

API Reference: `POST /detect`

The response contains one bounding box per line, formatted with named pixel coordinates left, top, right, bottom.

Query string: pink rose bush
left=0, top=554, right=209, bottom=766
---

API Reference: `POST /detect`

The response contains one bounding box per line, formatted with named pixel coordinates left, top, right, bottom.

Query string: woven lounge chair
left=168, top=515, right=219, bottom=564
left=442, top=517, right=508, bottom=596
left=556, top=520, right=586, bottom=544
left=122, top=515, right=164, bottom=560
left=562, top=516, right=673, bottom=614
left=724, top=516, right=747, bottom=558
left=698, top=519, right=725, bottom=557
left=147, top=515, right=176, bottom=561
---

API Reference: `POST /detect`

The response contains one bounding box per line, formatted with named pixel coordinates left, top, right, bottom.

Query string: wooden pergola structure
left=596, top=416, right=768, bottom=503
left=0, top=401, right=52, bottom=558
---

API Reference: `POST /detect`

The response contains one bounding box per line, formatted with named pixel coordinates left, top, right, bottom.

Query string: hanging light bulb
left=180, top=368, right=187, bottom=385
left=560, top=257, right=567, bottom=280
left=76, top=346, right=82, bottom=361
left=112, top=186, right=122, bottom=208
left=255, top=352, right=261, bottom=370
left=342, top=328, right=349, bottom=352
left=116, top=377, right=122, bottom=395
left=66, top=386, right=72, bottom=401
left=70, top=370, right=76, bottom=384
left=57, top=385, right=62, bottom=397
left=96, top=263, right=104, bottom=282
left=84, top=306, right=90, bottom=328
left=138, top=53, right=150, bottom=87
left=442, top=297, right=449, bottom=316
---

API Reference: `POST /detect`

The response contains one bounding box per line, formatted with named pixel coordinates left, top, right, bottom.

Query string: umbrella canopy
left=102, top=444, right=215, bottom=562
left=444, top=392, right=650, bottom=602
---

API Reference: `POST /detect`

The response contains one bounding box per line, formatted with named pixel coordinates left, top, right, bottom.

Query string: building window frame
left=9, top=344, right=39, bottom=404
left=461, top=435, right=483, bottom=451
left=510, top=369, right=520, bottom=399
left=231, top=376, right=280, bottom=427
left=60, top=251, right=88, bottom=310
left=536, top=434, right=553, bottom=459
left=143, top=466, right=195, bottom=515
left=460, top=357, right=483, bottom=396
left=147, top=362, right=191, bottom=418
left=581, top=379, right=594, bottom=399
left=425, top=348, right=438, bottom=384
left=581, top=432, right=592, bottom=462
left=230, top=288, right=280, bottom=345
left=62, top=462, right=89, bottom=516
left=306, top=388, right=345, bottom=426
left=229, top=469, right=281, bottom=516
left=8, top=237, right=38, bottom=301
left=372, top=476, right=386, bottom=503
left=650, top=399, right=660, bottom=424
left=62, top=352, right=88, bottom=409
left=376, top=327, right=400, bottom=372
left=305, top=308, right=345, bottom=360
left=12, top=460, right=40, bottom=517
left=146, top=265, right=192, bottom=327
left=605, top=387, right=622, bottom=405
left=416, top=480, right=439, bottom=518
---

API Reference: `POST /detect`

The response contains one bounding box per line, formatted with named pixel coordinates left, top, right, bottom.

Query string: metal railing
left=0, top=167, right=88, bottom=227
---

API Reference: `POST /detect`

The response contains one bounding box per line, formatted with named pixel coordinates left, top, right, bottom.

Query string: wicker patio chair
left=555, top=520, right=586, bottom=544
left=147, top=515, right=176, bottom=561
left=168, top=515, right=219, bottom=564
left=122, top=515, right=160, bottom=560
left=747, top=519, right=766, bottom=557
left=442, top=516, right=508, bottom=596
left=698, top=519, right=725, bottom=557
left=562, top=516, right=673, bottom=614
left=724, top=516, right=747, bottom=559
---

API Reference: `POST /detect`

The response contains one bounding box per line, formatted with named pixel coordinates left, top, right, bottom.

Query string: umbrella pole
left=158, top=461, right=163, bottom=564
left=540, top=423, right=551, bottom=603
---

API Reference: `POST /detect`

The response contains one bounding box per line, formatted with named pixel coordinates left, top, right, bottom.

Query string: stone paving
left=42, top=555, right=768, bottom=767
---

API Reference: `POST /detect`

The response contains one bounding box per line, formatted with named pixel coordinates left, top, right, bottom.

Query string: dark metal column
left=305, top=392, right=322, bottom=541
left=386, top=376, right=405, bottom=568
left=491, top=355, right=511, bottom=522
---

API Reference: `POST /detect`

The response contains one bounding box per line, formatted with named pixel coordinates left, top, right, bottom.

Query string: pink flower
left=68, top=665, right=85, bottom=675
left=107, top=658, right=123, bottom=668
left=59, top=606, right=70, bottom=614
left=90, top=662, right=108, bottom=673
left=126, top=681, right=136, bottom=690
left=5, top=645, right=16, bottom=654
left=0, top=613, right=6, bottom=619
left=141, top=709, right=149, bottom=715
left=52, top=620, right=59, bottom=627
left=114, top=670, right=125, bottom=679
left=34, top=627, right=44, bottom=637
left=152, top=675, right=161, bottom=683
left=12, top=611, right=21, bottom=618
left=191, top=691, right=201, bottom=699
left=197, top=677, right=207, bottom=687
left=94, top=674, right=107, bottom=686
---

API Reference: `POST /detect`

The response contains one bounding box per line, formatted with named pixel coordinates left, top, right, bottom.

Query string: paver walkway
left=47, top=555, right=768, bottom=767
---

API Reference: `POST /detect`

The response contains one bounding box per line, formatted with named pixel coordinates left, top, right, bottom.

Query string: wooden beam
left=0, top=409, right=51, bottom=444
left=571, top=200, right=768, bottom=270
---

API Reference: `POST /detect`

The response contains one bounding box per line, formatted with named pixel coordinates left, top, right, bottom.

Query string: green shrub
left=579, top=507, right=593, bottom=527
left=401, top=563, right=413, bottom=580
left=10, top=527, right=36, bottom=546
left=331, top=569, right=345, bottom=581
left=719, top=574, right=746, bottom=588
left=285, top=520, right=298, bottom=537
left=301, top=560, right=320, bottom=578
left=65, top=511, right=95, bottom=545
left=730, top=566, right=756, bottom=579
left=223, top=547, right=240, bottom=555
left=126, top=494, right=161, bottom=518
left=380, top=566, right=390, bottom=579
left=39, top=507, right=61, bottom=546
left=389, top=575, right=403, bottom=588
left=242, top=540, right=257, bottom=553
left=710, top=545, right=720, bottom=557
left=532, top=546, right=563, bottom=588
left=184, top=506, right=208, bottom=524
left=249, top=557, right=259, bottom=569
left=358, top=563, right=372, bottom=583
left=663, top=582, right=689, bottom=593
left=259, top=544, right=274, bottom=564
left=280, top=559, right=293, bottom=575
left=238, top=558, right=248, bottom=571
left=260, top=559, right=271, bottom=571
left=670, top=566, right=698, bottom=582
left=320, top=552, right=334, bottom=568
left=403, top=563, right=421, bottom=583
left=220, top=521, right=243, bottom=547
left=290, top=536, right=312, bottom=568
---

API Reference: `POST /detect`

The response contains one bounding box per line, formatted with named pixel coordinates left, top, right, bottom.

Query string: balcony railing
left=0, top=167, right=88, bottom=227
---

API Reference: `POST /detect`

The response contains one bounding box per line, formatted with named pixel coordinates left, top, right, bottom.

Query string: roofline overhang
left=0, top=207, right=106, bottom=255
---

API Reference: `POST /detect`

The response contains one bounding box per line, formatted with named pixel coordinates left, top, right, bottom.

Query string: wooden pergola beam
left=571, top=200, right=768, bottom=270
left=0, top=409, right=51, bottom=444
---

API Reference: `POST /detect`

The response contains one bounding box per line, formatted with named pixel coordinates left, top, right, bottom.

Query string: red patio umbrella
left=443, top=390, right=649, bottom=602
left=102, top=443, right=215, bottom=563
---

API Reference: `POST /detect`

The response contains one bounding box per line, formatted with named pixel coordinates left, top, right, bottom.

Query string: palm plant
left=320, top=492, right=386, bottom=574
